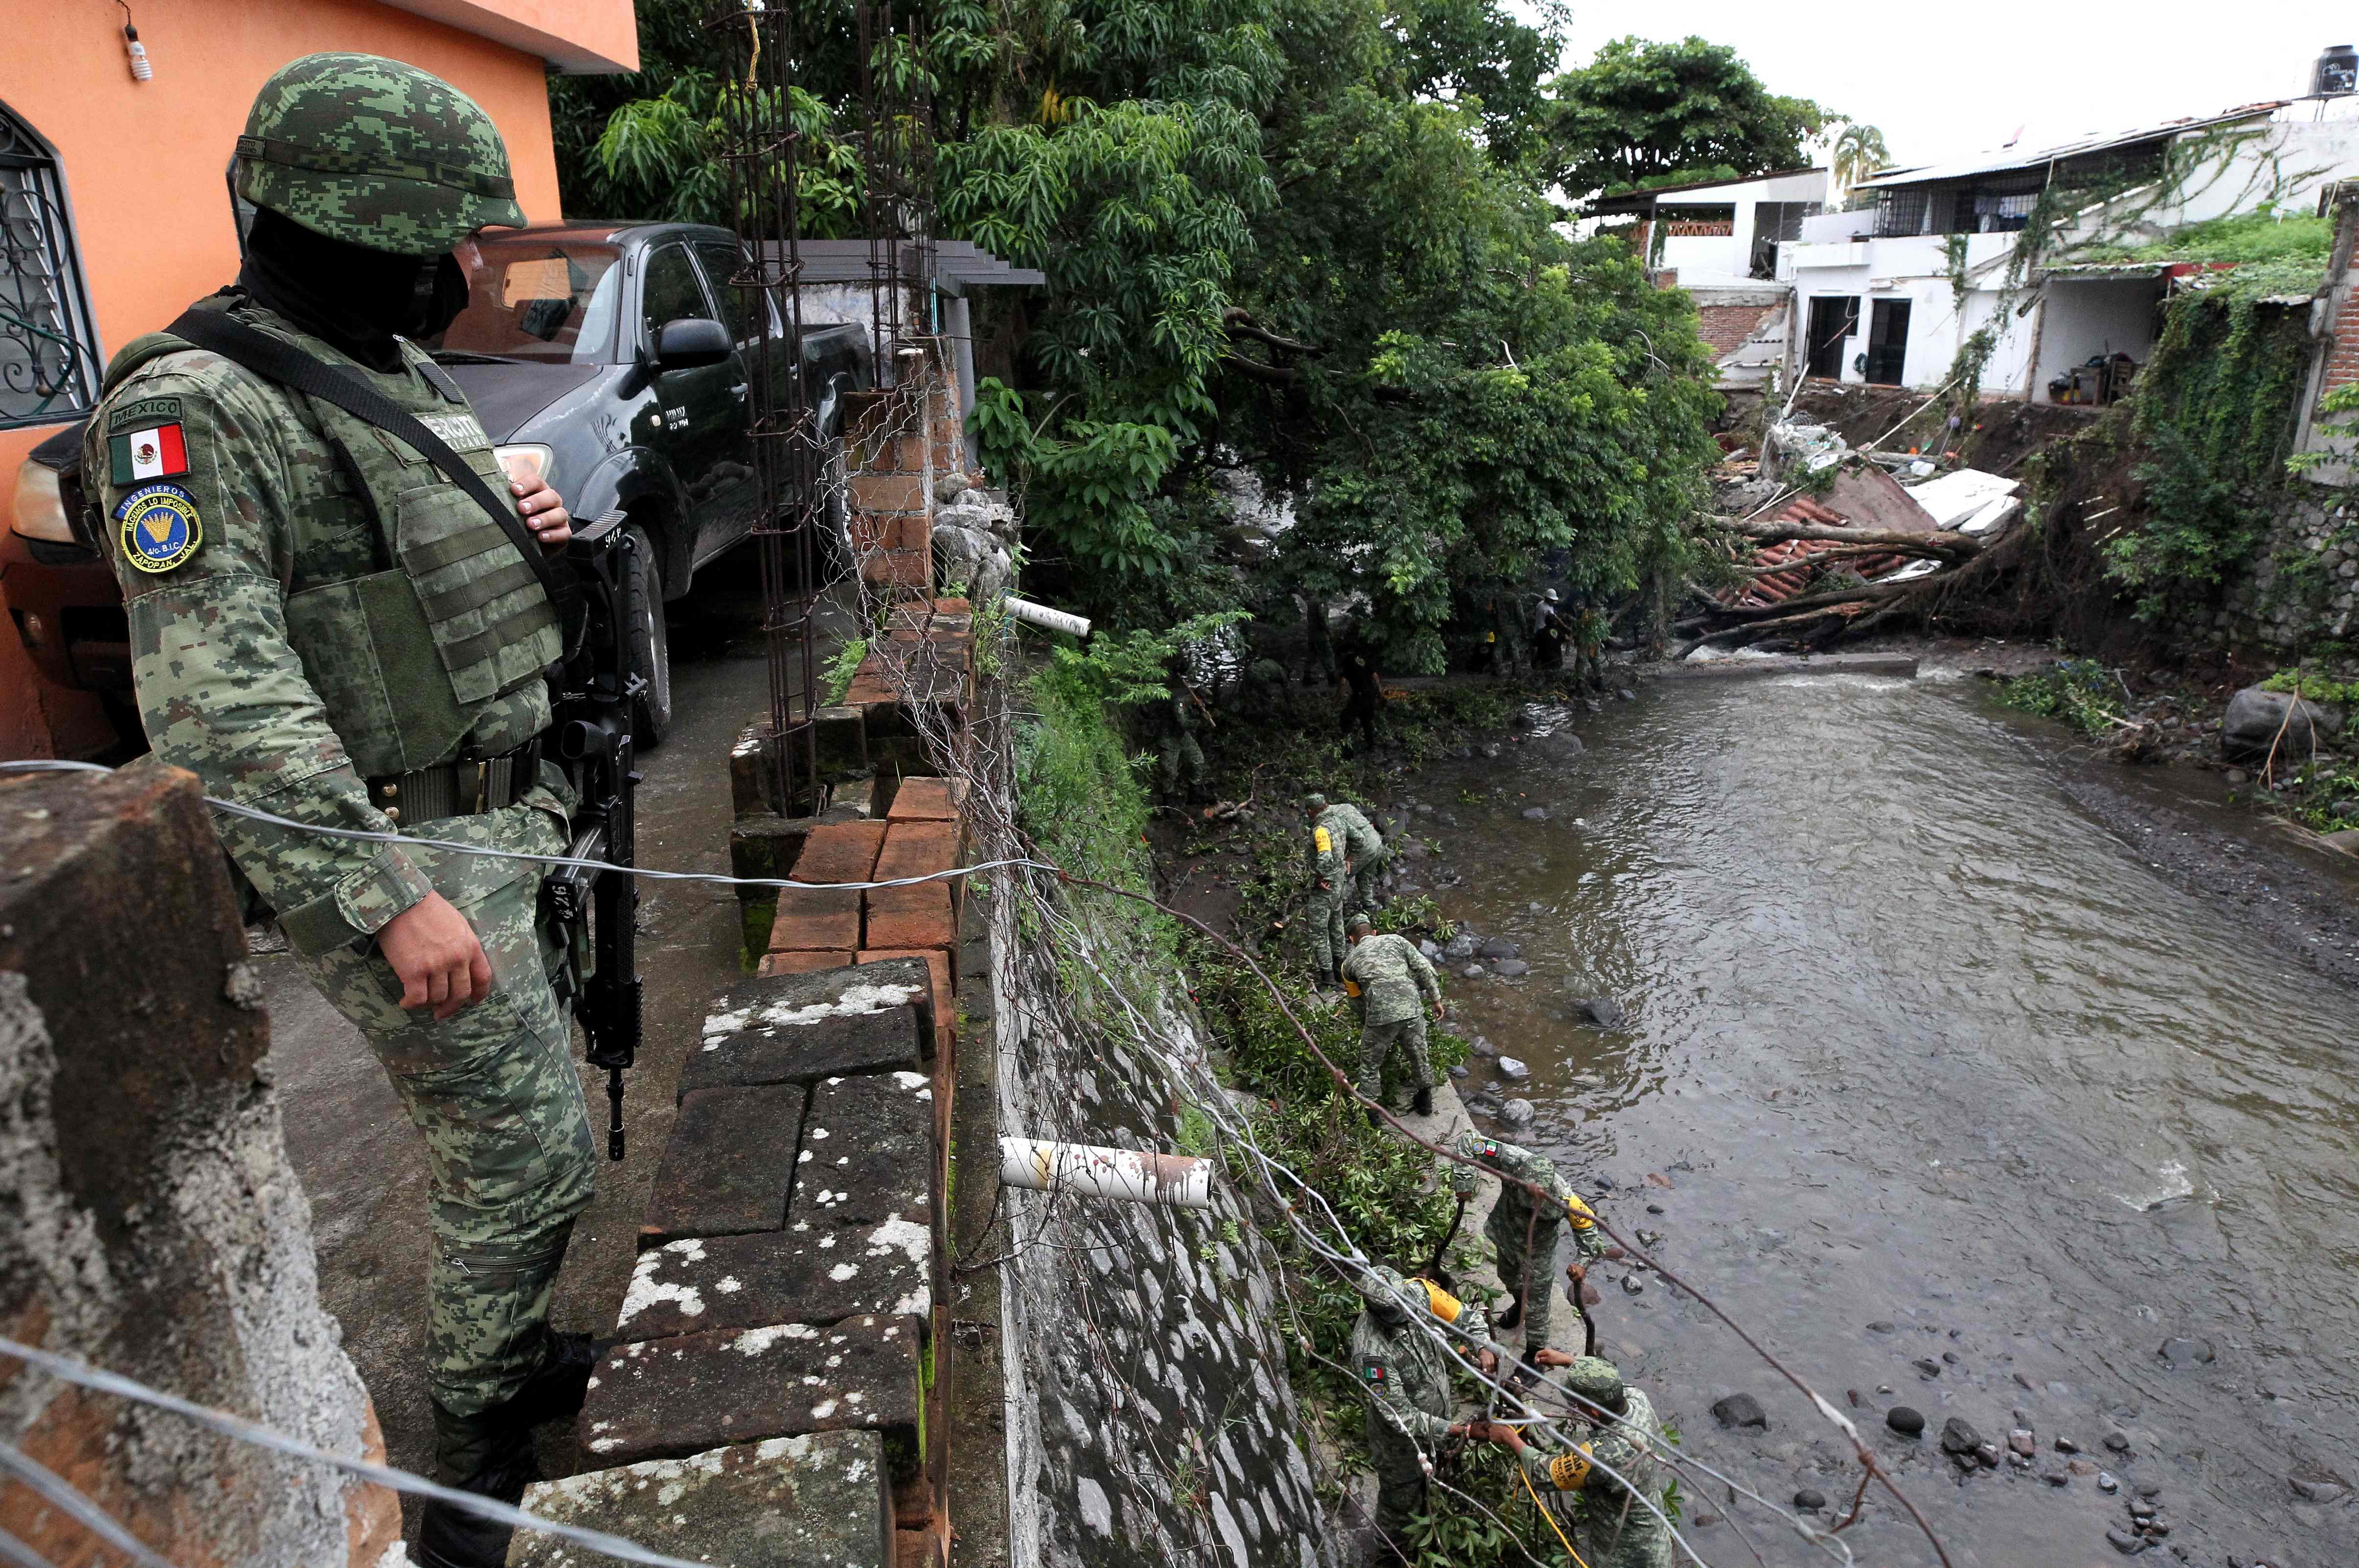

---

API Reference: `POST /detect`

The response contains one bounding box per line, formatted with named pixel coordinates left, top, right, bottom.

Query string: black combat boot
left=1364, top=1105, right=1381, bottom=1129
left=411, top=1330, right=600, bottom=1568
left=1496, top=1295, right=1522, bottom=1331
left=1412, top=1087, right=1434, bottom=1117
left=411, top=1417, right=540, bottom=1568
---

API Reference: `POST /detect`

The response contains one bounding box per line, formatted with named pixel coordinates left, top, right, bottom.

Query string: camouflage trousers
left=1489, top=1203, right=1562, bottom=1354
left=293, top=791, right=596, bottom=1427
left=1157, top=732, right=1206, bottom=801
left=1356, top=1013, right=1434, bottom=1103
left=1348, top=846, right=1389, bottom=914
left=1307, top=884, right=1348, bottom=977
left=1367, top=1427, right=1429, bottom=1548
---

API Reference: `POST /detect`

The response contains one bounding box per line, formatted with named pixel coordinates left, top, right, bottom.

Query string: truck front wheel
left=624, top=521, right=674, bottom=747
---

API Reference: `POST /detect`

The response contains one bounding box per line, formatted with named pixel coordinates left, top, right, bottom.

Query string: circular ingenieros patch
left=115, top=483, right=203, bottom=573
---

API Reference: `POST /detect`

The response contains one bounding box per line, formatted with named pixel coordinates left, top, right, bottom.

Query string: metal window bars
left=0, top=106, right=102, bottom=431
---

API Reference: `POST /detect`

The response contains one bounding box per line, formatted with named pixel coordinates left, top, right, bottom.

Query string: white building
left=1592, top=167, right=1830, bottom=391
left=1783, top=100, right=2359, bottom=402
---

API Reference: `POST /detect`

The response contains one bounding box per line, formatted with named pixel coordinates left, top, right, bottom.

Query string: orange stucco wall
left=0, top=0, right=623, bottom=757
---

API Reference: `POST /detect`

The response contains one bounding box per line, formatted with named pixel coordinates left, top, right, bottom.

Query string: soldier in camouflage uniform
left=1451, top=1129, right=1609, bottom=1367
left=1341, top=914, right=1444, bottom=1121
left=1150, top=660, right=1208, bottom=804
left=1347, top=1263, right=1511, bottom=1554
left=1316, top=795, right=1388, bottom=914
left=1302, top=792, right=1350, bottom=985
left=1475, top=1358, right=1676, bottom=1568
left=85, top=54, right=592, bottom=1568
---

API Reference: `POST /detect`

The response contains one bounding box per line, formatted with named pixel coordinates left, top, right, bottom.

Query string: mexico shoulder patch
left=1360, top=1361, right=1386, bottom=1386
left=115, top=483, right=203, bottom=574
left=108, top=418, right=190, bottom=483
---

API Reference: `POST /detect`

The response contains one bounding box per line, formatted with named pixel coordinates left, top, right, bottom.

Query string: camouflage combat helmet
left=235, top=52, right=526, bottom=254
left=1354, top=1262, right=1412, bottom=1323
left=1559, top=1356, right=1624, bottom=1409
left=1301, top=792, right=1328, bottom=813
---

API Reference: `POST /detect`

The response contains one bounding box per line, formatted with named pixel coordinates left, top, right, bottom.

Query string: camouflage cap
left=236, top=52, right=526, bottom=254
left=1559, top=1356, right=1624, bottom=1407
left=1354, top=1263, right=1411, bottom=1317
left=1301, top=793, right=1328, bottom=812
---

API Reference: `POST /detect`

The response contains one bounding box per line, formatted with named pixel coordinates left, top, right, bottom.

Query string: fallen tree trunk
left=1703, top=515, right=1986, bottom=560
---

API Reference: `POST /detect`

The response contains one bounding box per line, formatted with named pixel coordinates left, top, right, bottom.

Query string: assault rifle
left=543, top=511, right=645, bottom=1160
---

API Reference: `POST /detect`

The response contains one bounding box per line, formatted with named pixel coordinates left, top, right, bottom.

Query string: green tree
left=1546, top=36, right=1831, bottom=200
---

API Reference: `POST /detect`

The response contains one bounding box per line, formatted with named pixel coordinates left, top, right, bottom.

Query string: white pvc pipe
left=999, top=1136, right=1212, bottom=1209
left=1002, top=596, right=1092, bottom=639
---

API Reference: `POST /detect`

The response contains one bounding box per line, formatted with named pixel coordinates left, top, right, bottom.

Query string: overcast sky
left=1515, top=3, right=2356, bottom=168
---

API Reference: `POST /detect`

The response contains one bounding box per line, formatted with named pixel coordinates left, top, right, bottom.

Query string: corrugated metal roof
left=1853, top=105, right=2284, bottom=192
left=1590, top=166, right=1825, bottom=214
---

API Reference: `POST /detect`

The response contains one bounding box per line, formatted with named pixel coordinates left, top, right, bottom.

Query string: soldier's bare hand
left=511, top=474, right=572, bottom=551
left=1534, top=1348, right=1576, bottom=1368
left=380, top=893, right=493, bottom=1020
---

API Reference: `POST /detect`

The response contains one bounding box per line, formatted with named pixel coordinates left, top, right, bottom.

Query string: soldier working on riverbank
left=1303, top=793, right=1350, bottom=985
left=1348, top=1263, right=1509, bottom=1556
left=1316, top=794, right=1389, bottom=913
left=1342, top=913, right=1444, bottom=1121
left=1452, top=1129, right=1610, bottom=1370
left=1474, top=1356, right=1676, bottom=1568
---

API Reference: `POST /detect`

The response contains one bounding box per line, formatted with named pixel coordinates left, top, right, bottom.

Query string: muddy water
left=1401, top=671, right=2359, bottom=1567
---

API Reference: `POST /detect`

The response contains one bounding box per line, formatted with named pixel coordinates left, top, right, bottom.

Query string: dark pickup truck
left=3, top=220, right=869, bottom=747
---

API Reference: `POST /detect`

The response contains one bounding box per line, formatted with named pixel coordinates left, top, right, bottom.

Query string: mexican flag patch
left=109, top=422, right=188, bottom=484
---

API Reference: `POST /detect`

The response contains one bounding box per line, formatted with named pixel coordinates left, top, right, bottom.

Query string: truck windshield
left=431, top=240, right=624, bottom=364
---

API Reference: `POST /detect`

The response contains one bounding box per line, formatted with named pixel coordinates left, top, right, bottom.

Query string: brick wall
left=0, top=766, right=397, bottom=1568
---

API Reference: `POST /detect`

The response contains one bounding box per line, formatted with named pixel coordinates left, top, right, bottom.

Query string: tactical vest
left=103, top=307, right=559, bottom=776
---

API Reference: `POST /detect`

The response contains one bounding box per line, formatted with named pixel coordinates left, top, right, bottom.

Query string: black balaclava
left=237, top=207, right=469, bottom=373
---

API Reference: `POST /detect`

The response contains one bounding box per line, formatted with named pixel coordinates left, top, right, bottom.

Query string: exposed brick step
left=579, top=1316, right=924, bottom=1471
left=514, top=1432, right=891, bottom=1567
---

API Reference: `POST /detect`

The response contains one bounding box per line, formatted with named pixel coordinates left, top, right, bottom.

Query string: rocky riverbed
left=1363, top=650, right=2359, bottom=1568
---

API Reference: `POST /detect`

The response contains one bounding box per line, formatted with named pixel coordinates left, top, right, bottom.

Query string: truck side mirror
left=654, top=317, right=732, bottom=370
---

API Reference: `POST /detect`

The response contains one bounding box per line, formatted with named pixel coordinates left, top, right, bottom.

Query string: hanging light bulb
left=118, top=3, right=153, bottom=81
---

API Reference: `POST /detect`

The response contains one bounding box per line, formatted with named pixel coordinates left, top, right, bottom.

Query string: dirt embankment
left=1781, top=382, right=2104, bottom=476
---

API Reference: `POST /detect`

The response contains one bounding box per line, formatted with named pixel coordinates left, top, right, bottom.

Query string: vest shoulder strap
left=160, top=309, right=567, bottom=613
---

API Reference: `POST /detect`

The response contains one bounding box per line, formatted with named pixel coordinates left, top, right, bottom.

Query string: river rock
left=1573, top=996, right=1629, bottom=1030
left=1462, top=1093, right=1501, bottom=1116
left=2055, top=1436, right=2081, bottom=1454
left=1620, top=1274, right=1643, bottom=1295
left=2009, top=1429, right=2036, bottom=1456
left=1444, top=933, right=1477, bottom=961
left=1939, top=1417, right=1982, bottom=1455
left=1498, top=1097, right=1535, bottom=1125
left=1479, top=936, right=1520, bottom=959
left=1448, top=1064, right=1469, bottom=1079
left=1415, top=803, right=1436, bottom=816
left=1493, top=958, right=1530, bottom=977
left=2103, top=1430, right=2132, bottom=1454
left=1418, top=938, right=1441, bottom=959
left=1470, top=1035, right=1498, bottom=1057
left=1497, top=1057, right=1530, bottom=1081
left=2289, top=1474, right=2348, bottom=1503
left=1710, top=1393, right=1767, bottom=1430
left=1867, top=1320, right=1895, bottom=1334
left=1885, top=1406, right=1925, bottom=1436
left=1793, top=1487, right=1826, bottom=1511
left=1912, top=1358, right=1941, bottom=1379
left=2156, top=1336, right=2214, bottom=1367
left=1521, top=806, right=1549, bottom=821
left=2106, top=1526, right=2146, bottom=1555
left=2134, top=1481, right=2161, bottom=1500
left=1481, top=743, right=1502, bottom=759
left=2222, top=686, right=2347, bottom=759
left=1462, top=964, right=1485, bottom=978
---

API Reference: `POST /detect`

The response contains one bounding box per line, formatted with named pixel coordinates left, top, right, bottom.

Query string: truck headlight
left=11, top=459, right=76, bottom=544
left=494, top=444, right=556, bottom=490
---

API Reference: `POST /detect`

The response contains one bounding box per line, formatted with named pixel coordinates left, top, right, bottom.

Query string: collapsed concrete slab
left=511, top=1432, right=891, bottom=1568
left=642, top=1085, right=807, bottom=1242
left=579, top=1316, right=923, bottom=1470
left=615, top=1221, right=932, bottom=1341
left=680, top=960, right=933, bottom=1102
left=797, top=1071, right=934, bottom=1230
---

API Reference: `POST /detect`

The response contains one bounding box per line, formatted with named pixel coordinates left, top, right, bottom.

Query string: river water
left=1399, top=668, right=2359, bottom=1567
